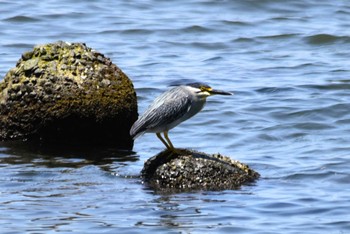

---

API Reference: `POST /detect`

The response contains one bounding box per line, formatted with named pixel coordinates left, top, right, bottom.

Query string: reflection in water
left=0, top=141, right=144, bottom=234
left=1, top=0, right=350, bottom=233
left=135, top=193, right=227, bottom=230
left=0, top=141, right=139, bottom=174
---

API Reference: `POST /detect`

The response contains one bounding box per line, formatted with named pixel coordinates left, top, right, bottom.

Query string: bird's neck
left=189, top=96, right=206, bottom=116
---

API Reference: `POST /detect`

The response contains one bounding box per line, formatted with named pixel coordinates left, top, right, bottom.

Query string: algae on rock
left=142, top=149, right=260, bottom=193
left=0, top=41, right=137, bottom=149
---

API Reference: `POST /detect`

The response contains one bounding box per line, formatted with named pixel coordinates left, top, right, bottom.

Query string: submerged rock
left=142, top=149, right=260, bottom=192
left=0, top=41, right=137, bottom=149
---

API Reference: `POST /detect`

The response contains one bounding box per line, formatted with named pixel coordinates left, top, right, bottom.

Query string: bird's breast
left=183, top=98, right=206, bottom=121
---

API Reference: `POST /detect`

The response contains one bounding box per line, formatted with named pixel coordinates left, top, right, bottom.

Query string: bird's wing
left=130, top=87, right=191, bottom=138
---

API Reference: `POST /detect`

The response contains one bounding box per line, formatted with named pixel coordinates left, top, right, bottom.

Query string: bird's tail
left=129, top=120, right=145, bottom=139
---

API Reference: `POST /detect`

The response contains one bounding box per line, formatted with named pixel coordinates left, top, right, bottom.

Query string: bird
left=130, top=82, right=233, bottom=151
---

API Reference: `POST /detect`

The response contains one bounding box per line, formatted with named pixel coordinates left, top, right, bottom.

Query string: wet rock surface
left=142, top=149, right=260, bottom=192
left=0, top=41, right=137, bottom=149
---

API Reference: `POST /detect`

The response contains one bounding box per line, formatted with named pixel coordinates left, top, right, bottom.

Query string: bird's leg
left=156, top=132, right=171, bottom=150
left=163, top=131, right=175, bottom=150
left=164, top=131, right=181, bottom=159
left=157, top=132, right=180, bottom=158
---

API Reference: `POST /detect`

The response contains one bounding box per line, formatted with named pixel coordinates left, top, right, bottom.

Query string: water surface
left=1, top=0, right=350, bottom=233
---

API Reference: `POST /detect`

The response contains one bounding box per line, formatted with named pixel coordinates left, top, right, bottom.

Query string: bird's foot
left=165, top=147, right=187, bottom=160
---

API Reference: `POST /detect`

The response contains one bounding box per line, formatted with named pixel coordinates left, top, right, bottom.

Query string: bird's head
left=186, top=82, right=233, bottom=98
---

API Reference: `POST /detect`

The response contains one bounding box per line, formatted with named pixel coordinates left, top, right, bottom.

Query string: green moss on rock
left=0, top=41, right=137, bottom=149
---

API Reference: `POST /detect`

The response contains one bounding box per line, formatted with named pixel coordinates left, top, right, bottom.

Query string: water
left=1, top=0, right=350, bottom=233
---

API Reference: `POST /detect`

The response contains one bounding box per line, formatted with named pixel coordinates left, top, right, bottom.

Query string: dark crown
left=186, top=82, right=211, bottom=90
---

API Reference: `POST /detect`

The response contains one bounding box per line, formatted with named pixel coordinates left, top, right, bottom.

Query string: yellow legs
left=156, top=131, right=187, bottom=157
left=156, top=131, right=175, bottom=150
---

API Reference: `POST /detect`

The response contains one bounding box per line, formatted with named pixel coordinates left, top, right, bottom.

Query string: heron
left=130, top=82, right=233, bottom=151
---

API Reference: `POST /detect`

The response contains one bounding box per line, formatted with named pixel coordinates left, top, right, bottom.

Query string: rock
left=23, top=57, right=39, bottom=71
left=142, top=149, right=260, bottom=192
left=0, top=41, right=137, bottom=149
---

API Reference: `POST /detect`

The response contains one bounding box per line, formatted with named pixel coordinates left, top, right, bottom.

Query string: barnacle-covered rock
left=0, top=41, right=137, bottom=149
left=142, top=149, right=260, bottom=192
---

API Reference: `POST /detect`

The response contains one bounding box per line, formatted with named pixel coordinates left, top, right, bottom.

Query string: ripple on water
left=3, top=15, right=40, bottom=23
left=1, top=0, right=350, bottom=233
left=305, top=34, right=350, bottom=45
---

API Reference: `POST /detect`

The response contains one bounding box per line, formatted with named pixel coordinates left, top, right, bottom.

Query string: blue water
left=1, top=0, right=350, bottom=233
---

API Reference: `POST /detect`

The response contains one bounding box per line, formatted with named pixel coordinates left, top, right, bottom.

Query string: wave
left=3, top=15, right=40, bottom=22
left=304, top=34, right=350, bottom=45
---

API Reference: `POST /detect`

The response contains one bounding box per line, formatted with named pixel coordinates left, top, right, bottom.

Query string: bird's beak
left=209, top=89, right=233, bottom=96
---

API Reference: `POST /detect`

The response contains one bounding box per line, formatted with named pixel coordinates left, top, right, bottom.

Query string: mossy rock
left=0, top=41, right=137, bottom=149
left=142, top=149, right=260, bottom=193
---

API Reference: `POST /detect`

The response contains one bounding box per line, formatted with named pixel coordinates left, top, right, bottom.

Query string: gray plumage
left=130, top=85, right=206, bottom=139
left=130, top=82, right=232, bottom=150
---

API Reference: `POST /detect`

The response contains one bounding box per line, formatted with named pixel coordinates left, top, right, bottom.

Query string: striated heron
left=130, top=82, right=233, bottom=150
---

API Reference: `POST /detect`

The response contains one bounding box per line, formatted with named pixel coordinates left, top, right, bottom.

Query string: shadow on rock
left=141, top=148, right=260, bottom=193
